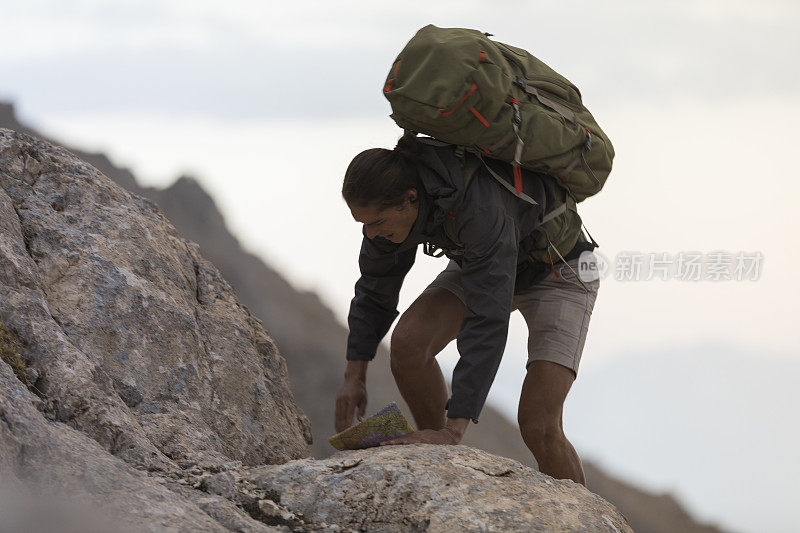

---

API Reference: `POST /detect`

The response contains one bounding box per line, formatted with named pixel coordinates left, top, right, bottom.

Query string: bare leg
left=518, top=360, right=585, bottom=485
left=390, top=288, right=465, bottom=430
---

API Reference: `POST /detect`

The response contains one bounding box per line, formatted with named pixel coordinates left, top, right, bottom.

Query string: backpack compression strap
left=415, top=136, right=567, bottom=247
left=511, top=76, right=597, bottom=198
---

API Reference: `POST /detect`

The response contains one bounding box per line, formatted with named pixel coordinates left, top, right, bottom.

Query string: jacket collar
left=376, top=143, right=463, bottom=254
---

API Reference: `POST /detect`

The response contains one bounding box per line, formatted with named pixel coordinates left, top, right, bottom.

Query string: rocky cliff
left=0, top=102, right=727, bottom=533
left=0, top=129, right=634, bottom=531
left=0, top=128, right=312, bottom=469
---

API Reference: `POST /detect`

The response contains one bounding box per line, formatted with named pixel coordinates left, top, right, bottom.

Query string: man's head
left=342, top=135, right=422, bottom=244
left=349, top=189, right=419, bottom=243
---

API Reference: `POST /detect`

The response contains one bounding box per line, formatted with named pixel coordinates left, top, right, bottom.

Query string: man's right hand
left=335, top=360, right=369, bottom=433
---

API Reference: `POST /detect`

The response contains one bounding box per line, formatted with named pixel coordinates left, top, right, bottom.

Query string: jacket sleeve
left=346, top=231, right=417, bottom=361
left=446, top=199, right=519, bottom=422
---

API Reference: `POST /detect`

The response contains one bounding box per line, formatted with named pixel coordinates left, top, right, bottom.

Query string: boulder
left=248, top=445, right=633, bottom=533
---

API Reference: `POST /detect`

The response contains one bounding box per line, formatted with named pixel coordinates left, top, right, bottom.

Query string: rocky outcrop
left=0, top=128, right=311, bottom=470
left=0, top=127, right=634, bottom=531
left=0, top=128, right=318, bottom=531
left=0, top=350, right=266, bottom=532
left=249, top=446, right=633, bottom=533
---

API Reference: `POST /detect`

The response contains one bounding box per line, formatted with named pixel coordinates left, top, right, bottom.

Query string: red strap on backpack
left=513, top=164, right=523, bottom=195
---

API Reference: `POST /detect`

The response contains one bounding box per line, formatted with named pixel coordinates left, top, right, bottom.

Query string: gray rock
left=25, top=365, right=38, bottom=384
left=202, top=471, right=238, bottom=500
left=169, top=482, right=282, bottom=532
left=248, top=445, right=633, bottom=532
left=0, top=353, right=228, bottom=532
left=0, top=128, right=311, bottom=472
left=258, top=499, right=288, bottom=519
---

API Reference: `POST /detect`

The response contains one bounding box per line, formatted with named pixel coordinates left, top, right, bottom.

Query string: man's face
left=349, top=190, right=419, bottom=244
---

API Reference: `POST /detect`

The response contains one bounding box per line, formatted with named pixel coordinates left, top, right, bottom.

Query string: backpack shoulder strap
left=442, top=153, right=482, bottom=247
left=474, top=153, right=539, bottom=206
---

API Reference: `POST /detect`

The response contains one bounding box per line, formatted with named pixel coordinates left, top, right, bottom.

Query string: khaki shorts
left=423, top=254, right=600, bottom=376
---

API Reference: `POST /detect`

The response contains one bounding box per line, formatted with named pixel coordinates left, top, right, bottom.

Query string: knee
left=390, top=319, right=431, bottom=371
left=518, top=412, right=563, bottom=455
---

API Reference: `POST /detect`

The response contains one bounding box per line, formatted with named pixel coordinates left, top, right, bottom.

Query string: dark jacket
left=345, top=143, right=596, bottom=421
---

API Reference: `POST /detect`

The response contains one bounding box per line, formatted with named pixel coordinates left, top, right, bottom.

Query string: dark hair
left=342, top=132, right=422, bottom=209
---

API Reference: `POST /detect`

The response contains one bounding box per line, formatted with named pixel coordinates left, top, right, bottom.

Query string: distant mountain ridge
left=0, top=101, right=727, bottom=533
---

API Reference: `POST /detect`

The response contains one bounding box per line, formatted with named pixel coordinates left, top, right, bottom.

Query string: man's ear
left=408, top=188, right=418, bottom=204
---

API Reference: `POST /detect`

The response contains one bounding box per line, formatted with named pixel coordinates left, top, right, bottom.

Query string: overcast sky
left=2, top=2, right=799, bottom=531
left=3, top=0, right=800, bottom=118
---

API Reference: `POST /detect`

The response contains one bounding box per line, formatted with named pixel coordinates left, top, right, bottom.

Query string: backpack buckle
left=423, top=242, right=446, bottom=258
left=511, top=101, right=521, bottom=126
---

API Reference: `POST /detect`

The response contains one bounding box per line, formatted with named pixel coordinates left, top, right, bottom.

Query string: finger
left=334, top=405, right=345, bottom=433
left=357, top=397, right=366, bottom=421
left=335, top=399, right=354, bottom=433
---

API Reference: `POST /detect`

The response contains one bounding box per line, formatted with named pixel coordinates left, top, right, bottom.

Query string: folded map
left=328, top=402, right=414, bottom=450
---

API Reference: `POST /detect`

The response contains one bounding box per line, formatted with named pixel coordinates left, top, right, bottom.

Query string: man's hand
left=335, top=361, right=369, bottom=433
left=380, top=418, right=470, bottom=446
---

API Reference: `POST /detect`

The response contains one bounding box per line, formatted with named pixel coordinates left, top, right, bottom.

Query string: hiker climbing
left=334, top=25, right=614, bottom=485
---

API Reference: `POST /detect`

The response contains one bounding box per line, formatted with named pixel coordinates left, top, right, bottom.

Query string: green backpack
left=383, top=25, right=614, bottom=263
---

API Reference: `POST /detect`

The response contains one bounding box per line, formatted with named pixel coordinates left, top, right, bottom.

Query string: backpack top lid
left=383, top=24, right=614, bottom=204
left=384, top=25, right=511, bottom=140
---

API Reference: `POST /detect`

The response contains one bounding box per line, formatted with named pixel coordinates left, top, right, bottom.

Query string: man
left=336, top=136, right=599, bottom=484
